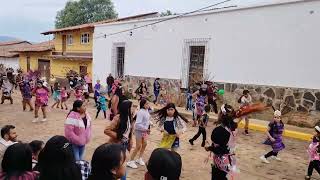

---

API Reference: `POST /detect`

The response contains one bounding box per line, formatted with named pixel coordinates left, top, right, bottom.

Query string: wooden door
left=188, top=46, right=205, bottom=87
left=38, top=60, right=50, bottom=81
left=80, top=66, right=87, bottom=77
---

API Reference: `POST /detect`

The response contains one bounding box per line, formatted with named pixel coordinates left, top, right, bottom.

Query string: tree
left=160, top=10, right=177, bottom=17
left=55, top=0, right=118, bottom=29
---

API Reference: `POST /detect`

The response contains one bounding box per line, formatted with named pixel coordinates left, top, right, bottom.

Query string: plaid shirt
left=76, top=160, right=91, bottom=180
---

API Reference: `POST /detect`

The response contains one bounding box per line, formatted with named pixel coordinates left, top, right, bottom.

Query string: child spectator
left=29, top=140, right=44, bottom=170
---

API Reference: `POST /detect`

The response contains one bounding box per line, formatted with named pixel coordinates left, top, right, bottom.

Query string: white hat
left=315, top=126, right=320, bottom=133
left=274, top=110, right=282, bottom=117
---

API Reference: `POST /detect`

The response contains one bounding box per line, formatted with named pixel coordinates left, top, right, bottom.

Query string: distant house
left=41, top=12, right=159, bottom=80
left=93, top=0, right=320, bottom=113
left=0, top=40, right=31, bottom=70
left=13, top=41, right=54, bottom=81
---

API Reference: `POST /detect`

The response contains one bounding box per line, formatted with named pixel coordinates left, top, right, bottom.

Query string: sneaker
left=244, top=130, right=249, bottom=136
left=260, top=156, right=270, bottom=164
left=41, top=118, right=47, bottom=122
left=127, top=161, right=138, bottom=169
left=32, top=118, right=38, bottom=123
left=189, top=139, right=194, bottom=146
left=135, top=158, right=146, bottom=166
left=305, top=176, right=311, bottom=180
left=271, top=156, right=281, bottom=161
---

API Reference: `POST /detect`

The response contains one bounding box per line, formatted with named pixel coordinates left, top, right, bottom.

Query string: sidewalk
left=131, top=99, right=314, bottom=141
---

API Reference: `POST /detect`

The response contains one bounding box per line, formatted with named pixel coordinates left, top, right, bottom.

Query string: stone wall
left=122, top=75, right=320, bottom=127
left=217, top=82, right=320, bottom=127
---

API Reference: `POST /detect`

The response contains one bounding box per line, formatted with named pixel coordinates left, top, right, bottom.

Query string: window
left=81, top=33, right=90, bottom=44
left=66, top=34, right=73, bottom=45
left=27, top=56, right=30, bottom=72
left=116, top=47, right=125, bottom=77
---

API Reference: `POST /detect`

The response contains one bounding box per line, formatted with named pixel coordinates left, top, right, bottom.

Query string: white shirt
left=135, top=109, right=151, bottom=131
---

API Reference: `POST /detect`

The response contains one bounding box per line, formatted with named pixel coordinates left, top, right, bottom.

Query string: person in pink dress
left=60, top=87, right=69, bottom=110
left=84, top=73, right=92, bottom=93
left=74, top=87, right=84, bottom=101
left=32, top=80, right=49, bottom=123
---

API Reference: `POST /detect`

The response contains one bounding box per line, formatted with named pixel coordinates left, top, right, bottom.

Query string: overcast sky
left=0, top=0, right=282, bottom=42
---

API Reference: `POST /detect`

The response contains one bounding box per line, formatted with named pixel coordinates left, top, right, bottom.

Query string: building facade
left=93, top=0, right=320, bottom=120
left=0, top=41, right=31, bottom=70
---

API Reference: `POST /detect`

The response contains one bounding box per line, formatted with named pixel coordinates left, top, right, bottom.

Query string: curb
left=238, top=122, right=313, bottom=141
left=134, top=100, right=313, bottom=141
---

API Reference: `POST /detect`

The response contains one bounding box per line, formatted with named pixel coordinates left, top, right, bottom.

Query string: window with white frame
left=66, top=34, right=73, bottom=45
left=81, top=33, right=90, bottom=44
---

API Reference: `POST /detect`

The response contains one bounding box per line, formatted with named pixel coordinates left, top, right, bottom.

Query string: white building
left=93, top=0, right=320, bottom=112
left=0, top=41, right=31, bottom=70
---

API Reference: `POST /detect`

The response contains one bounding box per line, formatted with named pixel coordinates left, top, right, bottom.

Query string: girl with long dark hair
left=104, top=100, right=134, bottom=180
left=135, top=82, right=148, bottom=101
left=65, top=100, right=92, bottom=161
left=88, top=143, right=126, bottom=180
left=154, top=103, right=188, bottom=152
left=110, top=85, right=127, bottom=120
left=205, top=104, right=238, bottom=180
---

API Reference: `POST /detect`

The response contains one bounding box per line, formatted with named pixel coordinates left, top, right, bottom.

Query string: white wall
left=0, top=57, right=20, bottom=70
left=93, top=0, right=320, bottom=89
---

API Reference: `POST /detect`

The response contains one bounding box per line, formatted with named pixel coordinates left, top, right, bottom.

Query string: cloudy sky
left=0, top=0, right=281, bottom=42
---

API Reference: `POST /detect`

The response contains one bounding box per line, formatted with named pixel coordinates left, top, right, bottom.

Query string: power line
left=94, top=0, right=234, bottom=39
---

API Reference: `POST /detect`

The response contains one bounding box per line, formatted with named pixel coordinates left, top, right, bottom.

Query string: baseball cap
left=147, top=148, right=182, bottom=180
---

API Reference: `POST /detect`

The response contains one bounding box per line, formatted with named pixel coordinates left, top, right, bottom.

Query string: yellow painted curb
left=238, top=122, right=313, bottom=141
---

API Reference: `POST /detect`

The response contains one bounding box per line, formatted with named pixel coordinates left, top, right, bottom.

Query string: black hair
left=1, top=125, right=15, bottom=138
left=88, top=143, right=126, bottom=180
left=215, top=104, right=237, bottom=131
left=38, top=135, right=81, bottom=180
left=29, top=140, right=44, bottom=154
left=2, top=143, right=32, bottom=178
left=243, top=90, right=249, bottom=95
left=204, top=105, right=211, bottom=113
left=67, top=100, right=83, bottom=117
left=139, top=99, right=148, bottom=109
left=116, top=100, right=133, bottom=140
left=153, top=103, right=188, bottom=123
left=147, top=148, right=182, bottom=180
left=155, top=78, right=160, bottom=81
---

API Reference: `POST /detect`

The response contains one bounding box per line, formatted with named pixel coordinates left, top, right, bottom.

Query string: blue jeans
left=72, top=144, right=85, bottom=161
left=121, top=170, right=127, bottom=180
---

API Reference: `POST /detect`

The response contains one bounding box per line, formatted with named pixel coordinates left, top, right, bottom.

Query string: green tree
left=55, top=0, right=118, bottom=29
left=160, top=10, right=177, bottom=17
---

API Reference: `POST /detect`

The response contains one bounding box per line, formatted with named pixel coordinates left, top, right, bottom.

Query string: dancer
left=305, top=126, right=320, bottom=180
left=20, top=79, right=34, bottom=111
left=32, top=80, right=49, bottom=123
left=106, top=74, right=114, bottom=95
left=110, top=85, right=127, bottom=121
left=135, top=82, right=148, bottom=101
left=238, top=90, right=252, bottom=135
left=51, top=82, right=61, bottom=108
left=60, top=87, right=69, bottom=110
left=260, top=110, right=285, bottom=164
left=96, top=91, right=108, bottom=119
left=74, top=87, right=84, bottom=101
left=1, top=76, right=13, bottom=104
left=104, top=100, right=134, bottom=180
left=192, top=84, right=208, bottom=127
left=153, top=78, right=161, bottom=104
left=205, top=104, right=238, bottom=180
left=83, top=82, right=90, bottom=103
left=65, top=100, right=92, bottom=161
left=94, top=80, right=101, bottom=106
left=185, top=87, right=193, bottom=111
left=189, top=105, right=210, bottom=147
left=127, top=99, right=151, bottom=169
left=207, top=82, right=218, bottom=114
left=154, top=103, right=188, bottom=152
